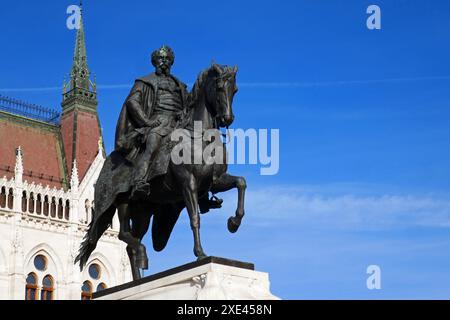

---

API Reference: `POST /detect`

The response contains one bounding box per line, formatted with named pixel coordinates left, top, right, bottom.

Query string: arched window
left=0, top=187, right=6, bottom=208
left=57, top=199, right=63, bottom=219
left=43, top=196, right=49, bottom=216
left=29, top=193, right=35, bottom=213
left=41, top=275, right=54, bottom=300
left=7, top=188, right=13, bottom=209
left=50, top=197, right=56, bottom=218
left=65, top=200, right=70, bottom=220
left=36, top=194, right=42, bottom=214
left=81, top=281, right=92, bottom=300
left=82, top=262, right=109, bottom=299
left=96, top=283, right=107, bottom=292
left=25, top=273, right=38, bottom=300
left=22, top=191, right=27, bottom=212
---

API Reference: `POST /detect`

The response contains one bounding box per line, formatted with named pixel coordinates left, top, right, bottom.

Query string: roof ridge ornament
left=70, top=159, right=79, bottom=193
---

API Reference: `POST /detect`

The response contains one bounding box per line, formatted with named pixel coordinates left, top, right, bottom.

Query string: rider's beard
left=157, top=63, right=170, bottom=75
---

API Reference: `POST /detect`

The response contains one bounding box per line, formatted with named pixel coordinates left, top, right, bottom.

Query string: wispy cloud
left=214, top=185, right=450, bottom=230
left=238, top=75, right=450, bottom=88
left=1, top=75, right=450, bottom=92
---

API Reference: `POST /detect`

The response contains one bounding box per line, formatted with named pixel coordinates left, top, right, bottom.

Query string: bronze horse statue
left=75, top=64, right=246, bottom=280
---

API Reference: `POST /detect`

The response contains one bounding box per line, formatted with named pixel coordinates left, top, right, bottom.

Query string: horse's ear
left=233, top=65, right=238, bottom=74
left=212, top=63, right=222, bottom=75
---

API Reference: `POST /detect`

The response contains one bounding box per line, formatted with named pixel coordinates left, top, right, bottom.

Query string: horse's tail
left=75, top=205, right=116, bottom=271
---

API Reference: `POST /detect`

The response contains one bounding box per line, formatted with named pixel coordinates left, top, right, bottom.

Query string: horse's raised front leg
left=211, top=173, right=246, bottom=233
left=181, top=173, right=206, bottom=259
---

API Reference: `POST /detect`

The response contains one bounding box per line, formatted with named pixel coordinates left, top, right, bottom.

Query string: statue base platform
left=93, top=256, right=279, bottom=300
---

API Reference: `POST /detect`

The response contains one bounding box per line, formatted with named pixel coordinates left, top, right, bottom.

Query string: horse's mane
left=179, top=66, right=213, bottom=129
left=188, top=66, right=212, bottom=108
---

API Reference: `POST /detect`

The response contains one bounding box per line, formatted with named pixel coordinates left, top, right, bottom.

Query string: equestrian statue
left=75, top=46, right=246, bottom=280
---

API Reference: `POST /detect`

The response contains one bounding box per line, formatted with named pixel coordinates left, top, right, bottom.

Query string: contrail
left=1, top=75, right=449, bottom=92
left=238, top=75, right=450, bottom=88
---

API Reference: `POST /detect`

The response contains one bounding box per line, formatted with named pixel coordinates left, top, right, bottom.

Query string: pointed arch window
left=57, top=199, right=64, bottom=219
left=65, top=200, right=70, bottom=220
left=50, top=197, right=57, bottom=218
left=0, top=187, right=6, bottom=208
left=22, top=191, right=27, bottom=212
left=7, top=188, right=13, bottom=209
left=29, top=192, right=35, bottom=213
left=82, top=263, right=108, bottom=300
left=36, top=194, right=42, bottom=214
left=43, top=196, right=49, bottom=216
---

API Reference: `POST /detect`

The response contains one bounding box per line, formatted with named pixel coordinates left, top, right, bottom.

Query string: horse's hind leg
left=126, top=246, right=140, bottom=281
left=211, top=173, right=246, bottom=233
left=115, top=201, right=145, bottom=280
left=181, top=173, right=206, bottom=259
left=130, top=207, right=152, bottom=269
left=126, top=211, right=151, bottom=280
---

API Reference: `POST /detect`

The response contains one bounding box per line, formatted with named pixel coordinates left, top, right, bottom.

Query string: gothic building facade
left=0, top=9, right=131, bottom=300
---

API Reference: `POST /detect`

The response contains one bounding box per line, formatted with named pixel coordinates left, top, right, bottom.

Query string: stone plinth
left=93, top=256, right=279, bottom=300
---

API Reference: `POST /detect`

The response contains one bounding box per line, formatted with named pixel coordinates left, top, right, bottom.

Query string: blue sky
left=1, top=0, right=450, bottom=299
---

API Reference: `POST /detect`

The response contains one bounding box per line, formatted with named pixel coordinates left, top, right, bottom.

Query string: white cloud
left=215, top=185, right=450, bottom=230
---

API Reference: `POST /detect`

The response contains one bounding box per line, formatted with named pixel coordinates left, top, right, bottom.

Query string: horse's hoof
left=227, top=217, right=240, bottom=233
left=136, top=256, right=148, bottom=270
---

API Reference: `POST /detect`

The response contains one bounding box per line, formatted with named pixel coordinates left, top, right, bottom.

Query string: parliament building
left=0, top=10, right=131, bottom=300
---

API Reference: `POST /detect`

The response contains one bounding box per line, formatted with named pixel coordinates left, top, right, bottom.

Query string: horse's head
left=205, top=64, right=238, bottom=128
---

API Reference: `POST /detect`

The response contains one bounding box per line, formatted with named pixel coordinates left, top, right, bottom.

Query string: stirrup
left=209, top=195, right=223, bottom=208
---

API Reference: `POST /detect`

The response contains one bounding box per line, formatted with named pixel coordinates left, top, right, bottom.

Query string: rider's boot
left=199, top=195, right=223, bottom=214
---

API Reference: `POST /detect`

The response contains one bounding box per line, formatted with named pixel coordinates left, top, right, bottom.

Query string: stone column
left=66, top=159, right=82, bottom=299
left=9, top=147, right=25, bottom=299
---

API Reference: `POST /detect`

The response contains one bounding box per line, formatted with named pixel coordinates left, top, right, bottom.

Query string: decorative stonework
left=11, top=226, right=23, bottom=256
left=0, top=145, right=130, bottom=299
left=0, top=4, right=131, bottom=300
left=94, top=258, right=279, bottom=300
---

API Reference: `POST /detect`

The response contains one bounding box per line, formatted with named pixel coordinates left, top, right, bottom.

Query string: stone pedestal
left=93, top=257, right=279, bottom=300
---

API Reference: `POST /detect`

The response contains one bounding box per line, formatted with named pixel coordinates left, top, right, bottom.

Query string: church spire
left=71, top=2, right=89, bottom=89
left=60, top=1, right=102, bottom=182
left=62, top=1, right=97, bottom=108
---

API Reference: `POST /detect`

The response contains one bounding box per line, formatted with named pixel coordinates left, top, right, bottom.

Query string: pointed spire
left=71, top=2, right=89, bottom=90
left=14, top=146, right=23, bottom=183
left=63, top=1, right=96, bottom=105
left=70, top=159, right=79, bottom=193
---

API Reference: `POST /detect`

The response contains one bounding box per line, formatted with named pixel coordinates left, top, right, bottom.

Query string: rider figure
left=119, top=45, right=223, bottom=209
left=126, top=46, right=186, bottom=198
